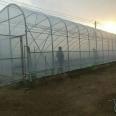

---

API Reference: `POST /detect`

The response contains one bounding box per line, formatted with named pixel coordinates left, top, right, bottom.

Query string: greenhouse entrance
left=11, top=36, right=25, bottom=77
left=0, top=35, right=27, bottom=84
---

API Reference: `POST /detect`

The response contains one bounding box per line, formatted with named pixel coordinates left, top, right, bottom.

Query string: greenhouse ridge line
left=0, top=2, right=113, bottom=35
left=0, top=0, right=94, bottom=25
left=0, top=0, right=115, bottom=35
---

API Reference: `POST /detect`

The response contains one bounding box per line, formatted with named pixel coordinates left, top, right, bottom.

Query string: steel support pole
left=76, top=25, right=82, bottom=69
left=20, top=36, right=25, bottom=79
left=115, top=39, right=116, bottom=59
left=86, top=28, right=91, bottom=66
left=87, top=29, right=90, bottom=57
left=79, top=34, right=82, bottom=68
left=66, top=29, right=70, bottom=71
left=94, top=21, right=98, bottom=65
left=61, top=21, right=70, bottom=71
left=45, top=16, right=55, bottom=75
left=102, top=35, right=104, bottom=63
left=44, top=55, right=47, bottom=74
left=108, top=38, right=110, bottom=61
left=50, top=23, right=55, bottom=74
left=100, top=32, right=104, bottom=63
left=34, top=47, right=37, bottom=71
left=7, top=7, right=13, bottom=76
left=112, top=39, right=114, bottom=61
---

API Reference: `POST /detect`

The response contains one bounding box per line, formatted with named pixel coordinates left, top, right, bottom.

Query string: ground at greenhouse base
left=0, top=63, right=116, bottom=116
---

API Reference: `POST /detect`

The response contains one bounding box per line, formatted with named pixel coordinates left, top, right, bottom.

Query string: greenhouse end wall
left=0, top=3, right=116, bottom=85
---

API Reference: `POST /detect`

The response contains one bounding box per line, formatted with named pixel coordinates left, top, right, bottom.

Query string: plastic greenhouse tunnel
left=0, top=3, right=116, bottom=85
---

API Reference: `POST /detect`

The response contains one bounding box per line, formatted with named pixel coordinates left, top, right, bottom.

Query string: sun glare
left=98, top=21, right=116, bottom=34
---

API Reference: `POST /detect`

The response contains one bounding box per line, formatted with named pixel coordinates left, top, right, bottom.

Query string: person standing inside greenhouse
left=56, top=46, right=64, bottom=73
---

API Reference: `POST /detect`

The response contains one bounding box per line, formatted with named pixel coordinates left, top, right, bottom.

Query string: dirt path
left=0, top=63, right=116, bottom=116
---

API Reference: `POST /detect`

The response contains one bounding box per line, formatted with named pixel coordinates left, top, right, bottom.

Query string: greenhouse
left=0, top=3, right=116, bottom=84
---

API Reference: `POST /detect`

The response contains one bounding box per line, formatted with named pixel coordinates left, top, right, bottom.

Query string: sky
left=1, top=0, right=116, bottom=33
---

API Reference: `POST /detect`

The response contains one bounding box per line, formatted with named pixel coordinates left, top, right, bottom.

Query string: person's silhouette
left=56, top=47, right=64, bottom=73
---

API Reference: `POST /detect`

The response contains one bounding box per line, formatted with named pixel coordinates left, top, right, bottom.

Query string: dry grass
left=0, top=63, right=116, bottom=116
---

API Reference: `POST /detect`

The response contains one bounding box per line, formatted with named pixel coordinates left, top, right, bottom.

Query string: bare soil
left=0, top=63, right=116, bottom=116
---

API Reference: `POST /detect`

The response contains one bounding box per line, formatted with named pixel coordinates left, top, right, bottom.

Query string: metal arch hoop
left=58, top=18, right=70, bottom=71
left=5, top=4, right=29, bottom=78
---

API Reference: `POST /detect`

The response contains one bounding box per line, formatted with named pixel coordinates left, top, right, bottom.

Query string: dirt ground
left=0, top=63, right=116, bottom=116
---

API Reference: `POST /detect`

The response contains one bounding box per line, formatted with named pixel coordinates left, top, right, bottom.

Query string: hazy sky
left=2, top=0, right=116, bottom=32
left=32, top=0, right=116, bottom=33
left=19, top=0, right=116, bottom=22
left=3, top=0, right=115, bottom=22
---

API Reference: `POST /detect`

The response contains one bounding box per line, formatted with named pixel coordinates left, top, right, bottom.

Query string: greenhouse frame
left=0, top=3, right=116, bottom=85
